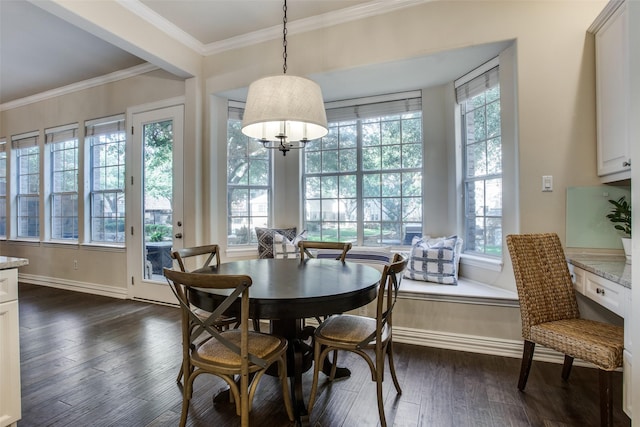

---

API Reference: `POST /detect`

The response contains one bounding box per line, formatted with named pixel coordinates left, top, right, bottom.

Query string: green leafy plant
left=606, top=196, right=631, bottom=237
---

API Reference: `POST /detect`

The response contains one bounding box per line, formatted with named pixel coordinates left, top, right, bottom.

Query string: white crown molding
left=588, top=0, right=625, bottom=33
left=0, top=63, right=158, bottom=112
left=118, top=0, right=430, bottom=57
left=204, top=0, right=430, bottom=56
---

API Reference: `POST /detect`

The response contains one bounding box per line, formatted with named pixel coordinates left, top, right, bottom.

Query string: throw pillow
left=255, top=227, right=297, bottom=259
left=273, top=230, right=308, bottom=259
left=404, top=235, right=463, bottom=285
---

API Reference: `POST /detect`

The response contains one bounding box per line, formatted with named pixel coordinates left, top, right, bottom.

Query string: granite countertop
left=568, top=254, right=631, bottom=289
left=0, top=256, right=29, bottom=270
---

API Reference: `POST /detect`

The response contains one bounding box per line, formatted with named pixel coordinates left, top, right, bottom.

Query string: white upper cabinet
left=592, top=1, right=631, bottom=182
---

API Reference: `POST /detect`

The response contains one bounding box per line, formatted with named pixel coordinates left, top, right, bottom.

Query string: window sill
left=399, top=277, right=518, bottom=307
left=6, top=239, right=41, bottom=246
left=80, top=243, right=126, bottom=252
left=459, top=253, right=503, bottom=272
left=226, top=246, right=259, bottom=259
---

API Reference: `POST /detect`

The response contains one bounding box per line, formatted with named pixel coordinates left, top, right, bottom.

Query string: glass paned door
left=129, top=105, right=184, bottom=303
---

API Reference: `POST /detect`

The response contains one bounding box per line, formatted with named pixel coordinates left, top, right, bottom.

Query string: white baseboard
left=18, top=273, right=128, bottom=300
left=393, top=326, right=596, bottom=368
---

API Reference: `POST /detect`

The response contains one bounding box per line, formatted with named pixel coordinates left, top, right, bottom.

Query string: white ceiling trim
left=118, top=0, right=431, bottom=57
left=203, top=0, right=430, bottom=56
left=0, top=63, right=159, bottom=112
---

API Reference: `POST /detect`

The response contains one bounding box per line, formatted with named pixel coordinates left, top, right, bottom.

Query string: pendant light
left=241, top=0, right=328, bottom=156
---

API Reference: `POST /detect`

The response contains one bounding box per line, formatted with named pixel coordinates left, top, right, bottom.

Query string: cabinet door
left=0, top=300, right=21, bottom=427
left=595, top=2, right=630, bottom=180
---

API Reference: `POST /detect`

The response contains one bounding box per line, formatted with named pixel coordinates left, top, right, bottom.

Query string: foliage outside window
left=86, top=116, right=126, bottom=244
left=143, top=120, right=174, bottom=243
left=47, top=125, right=79, bottom=240
left=303, top=93, right=423, bottom=245
left=457, top=63, right=502, bottom=257
left=0, top=141, right=6, bottom=238
left=12, top=133, right=40, bottom=238
left=227, top=103, right=271, bottom=246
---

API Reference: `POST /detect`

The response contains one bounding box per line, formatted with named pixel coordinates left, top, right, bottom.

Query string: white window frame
left=226, top=101, right=273, bottom=247
left=12, top=131, right=40, bottom=239
left=455, top=58, right=502, bottom=259
left=85, top=115, right=126, bottom=245
left=46, top=124, right=79, bottom=241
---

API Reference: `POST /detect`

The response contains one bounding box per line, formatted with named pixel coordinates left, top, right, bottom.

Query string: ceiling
left=0, top=0, right=510, bottom=107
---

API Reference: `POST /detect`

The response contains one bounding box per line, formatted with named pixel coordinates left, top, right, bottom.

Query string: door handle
left=174, top=233, right=183, bottom=239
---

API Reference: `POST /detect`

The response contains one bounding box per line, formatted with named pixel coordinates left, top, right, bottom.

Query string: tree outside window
left=303, top=95, right=423, bottom=246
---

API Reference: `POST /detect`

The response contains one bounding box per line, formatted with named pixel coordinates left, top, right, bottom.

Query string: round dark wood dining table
left=190, top=257, right=382, bottom=425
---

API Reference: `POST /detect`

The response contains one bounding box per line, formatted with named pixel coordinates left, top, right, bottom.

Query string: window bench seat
left=398, top=277, right=519, bottom=307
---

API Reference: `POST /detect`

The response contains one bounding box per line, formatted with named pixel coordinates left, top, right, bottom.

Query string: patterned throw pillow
left=404, top=236, right=463, bottom=285
left=255, top=227, right=297, bottom=259
left=273, top=230, right=308, bottom=259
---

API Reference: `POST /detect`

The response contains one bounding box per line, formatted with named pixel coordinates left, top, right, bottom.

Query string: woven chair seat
left=316, top=314, right=390, bottom=345
left=194, top=330, right=286, bottom=367
left=530, top=319, right=623, bottom=371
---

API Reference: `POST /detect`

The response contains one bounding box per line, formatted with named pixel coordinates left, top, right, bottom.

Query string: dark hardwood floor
left=17, top=283, right=630, bottom=427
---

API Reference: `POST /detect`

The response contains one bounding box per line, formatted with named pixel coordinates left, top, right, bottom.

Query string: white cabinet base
left=0, top=299, right=21, bottom=427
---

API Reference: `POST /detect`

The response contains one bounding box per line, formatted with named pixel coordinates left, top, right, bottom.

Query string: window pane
left=338, top=175, right=356, bottom=198
left=339, top=125, right=357, bottom=148
left=487, top=137, right=502, bottom=175
left=362, top=147, right=381, bottom=171
left=321, top=176, right=338, bottom=198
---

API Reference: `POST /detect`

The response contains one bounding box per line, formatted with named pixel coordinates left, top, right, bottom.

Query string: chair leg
left=599, top=369, right=613, bottom=427
left=375, top=348, right=387, bottom=427
left=561, top=354, right=574, bottom=381
left=518, top=340, right=535, bottom=391
left=176, top=364, right=183, bottom=383
left=179, top=372, right=195, bottom=427
left=252, top=318, right=260, bottom=332
left=387, top=341, right=402, bottom=394
left=307, top=341, right=325, bottom=414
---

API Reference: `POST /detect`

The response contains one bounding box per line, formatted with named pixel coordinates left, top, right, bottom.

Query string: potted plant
left=606, top=196, right=631, bottom=263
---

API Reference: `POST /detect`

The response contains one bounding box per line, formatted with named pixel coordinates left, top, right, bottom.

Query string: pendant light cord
left=282, top=0, right=288, bottom=74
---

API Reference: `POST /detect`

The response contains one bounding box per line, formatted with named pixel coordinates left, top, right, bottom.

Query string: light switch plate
left=542, top=175, right=553, bottom=192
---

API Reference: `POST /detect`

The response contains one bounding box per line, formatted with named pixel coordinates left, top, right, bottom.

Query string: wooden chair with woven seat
left=170, top=244, right=238, bottom=383
left=307, top=253, right=408, bottom=427
left=506, top=233, right=624, bottom=427
left=163, top=268, right=294, bottom=427
left=298, top=240, right=352, bottom=262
